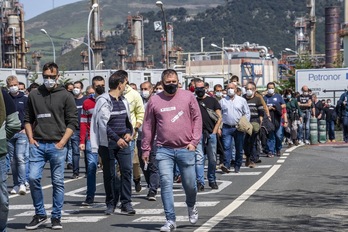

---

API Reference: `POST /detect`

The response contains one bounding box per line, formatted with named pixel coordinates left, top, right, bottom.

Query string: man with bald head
left=219, top=83, right=250, bottom=173
left=297, top=85, right=312, bottom=145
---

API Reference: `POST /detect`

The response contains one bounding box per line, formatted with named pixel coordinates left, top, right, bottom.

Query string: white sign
left=296, top=68, right=348, bottom=101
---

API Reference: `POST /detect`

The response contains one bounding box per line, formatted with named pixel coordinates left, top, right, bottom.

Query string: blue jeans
left=266, top=125, right=284, bottom=154
left=298, top=110, right=311, bottom=141
left=196, top=133, right=217, bottom=185
left=29, top=142, right=66, bottom=219
left=71, top=130, right=81, bottom=175
left=343, top=115, right=348, bottom=142
left=156, top=147, right=196, bottom=222
left=108, top=140, right=132, bottom=206
left=7, top=132, right=29, bottom=186
left=222, top=125, right=244, bottom=169
left=326, top=121, right=335, bottom=140
left=136, top=140, right=159, bottom=194
left=0, top=156, right=8, bottom=232
left=66, top=139, right=72, bottom=165
left=85, top=140, right=98, bottom=200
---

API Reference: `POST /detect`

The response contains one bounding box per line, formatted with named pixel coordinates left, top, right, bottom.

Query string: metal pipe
left=200, top=37, right=205, bottom=53
left=10, top=27, right=16, bottom=69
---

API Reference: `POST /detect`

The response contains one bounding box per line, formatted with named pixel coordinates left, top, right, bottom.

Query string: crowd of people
left=0, top=63, right=348, bottom=232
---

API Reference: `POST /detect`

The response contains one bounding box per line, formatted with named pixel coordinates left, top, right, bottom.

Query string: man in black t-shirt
left=194, top=80, right=222, bottom=191
left=243, top=82, right=264, bottom=167
left=297, top=85, right=312, bottom=145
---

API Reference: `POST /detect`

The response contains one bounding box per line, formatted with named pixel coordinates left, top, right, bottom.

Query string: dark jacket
left=9, top=91, right=28, bottom=129
left=24, top=84, right=78, bottom=141
left=0, top=88, right=21, bottom=156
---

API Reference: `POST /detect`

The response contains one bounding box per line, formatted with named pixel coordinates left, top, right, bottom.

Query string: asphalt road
left=6, top=142, right=348, bottom=232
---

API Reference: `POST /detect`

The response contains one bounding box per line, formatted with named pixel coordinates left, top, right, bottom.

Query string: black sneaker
left=147, top=192, right=156, bottom=201
left=134, top=179, right=142, bottom=193
left=71, top=173, right=79, bottom=179
left=120, top=204, right=136, bottom=215
left=51, top=218, right=62, bottom=230
left=209, top=182, right=219, bottom=189
left=82, top=198, right=94, bottom=206
left=67, top=163, right=73, bottom=170
left=25, top=215, right=47, bottom=230
left=105, top=204, right=115, bottom=215
left=197, top=182, right=204, bottom=192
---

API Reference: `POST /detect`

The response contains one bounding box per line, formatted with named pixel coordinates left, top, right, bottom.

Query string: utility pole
left=52, top=0, right=55, bottom=9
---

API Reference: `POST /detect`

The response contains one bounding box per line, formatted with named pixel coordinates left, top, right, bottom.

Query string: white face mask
left=227, top=89, right=235, bottom=97
left=9, top=86, right=19, bottom=94
left=44, top=79, right=56, bottom=89
left=268, top=88, right=275, bottom=95
left=141, top=90, right=150, bottom=99
left=246, top=89, right=253, bottom=97
left=303, top=92, right=309, bottom=96
left=156, top=90, right=163, bottom=94
left=73, top=88, right=80, bottom=96
left=215, top=92, right=222, bottom=98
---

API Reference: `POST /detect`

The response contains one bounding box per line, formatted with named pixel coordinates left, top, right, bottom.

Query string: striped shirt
left=244, top=95, right=264, bottom=123
left=107, top=95, right=131, bottom=142
left=80, top=97, right=95, bottom=144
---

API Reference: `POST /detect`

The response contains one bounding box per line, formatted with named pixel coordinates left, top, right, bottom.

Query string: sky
left=20, top=0, right=82, bottom=20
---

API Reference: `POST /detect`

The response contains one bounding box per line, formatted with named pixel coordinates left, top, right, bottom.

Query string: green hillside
left=25, top=0, right=224, bottom=67
left=26, top=0, right=344, bottom=70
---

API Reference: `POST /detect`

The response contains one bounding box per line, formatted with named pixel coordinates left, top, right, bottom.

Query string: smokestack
left=325, top=6, right=340, bottom=68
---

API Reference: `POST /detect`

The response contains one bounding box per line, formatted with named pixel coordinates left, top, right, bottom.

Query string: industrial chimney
left=325, top=6, right=341, bottom=68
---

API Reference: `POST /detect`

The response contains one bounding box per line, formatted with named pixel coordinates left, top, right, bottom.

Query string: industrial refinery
left=0, top=0, right=347, bottom=90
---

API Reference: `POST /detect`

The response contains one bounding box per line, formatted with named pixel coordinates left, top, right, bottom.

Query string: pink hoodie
left=141, top=89, right=202, bottom=158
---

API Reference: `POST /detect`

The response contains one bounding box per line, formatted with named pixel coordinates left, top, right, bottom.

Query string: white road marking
left=133, top=216, right=188, bottom=223
left=282, top=153, right=290, bottom=156
left=241, top=165, right=272, bottom=169
left=61, top=216, right=108, bottom=223
left=9, top=204, right=52, bottom=210
left=64, top=183, right=103, bottom=198
left=115, top=208, right=164, bottom=215
left=222, top=172, right=262, bottom=176
left=174, top=201, right=219, bottom=207
left=279, top=156, right=287, bottom=159
left=277, top=160, right=285, bottom=163
left=194, top=164, right=281, bottom=232
left=15, top=210, right=80, bottom=217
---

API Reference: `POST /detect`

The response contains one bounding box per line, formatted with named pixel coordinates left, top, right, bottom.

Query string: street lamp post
left=156, top=1, right=169, bottom=69
left=71, top=38, right=95, bottom=76
left=40, top=29, right=55, bottom=62
left=87, top=3, right=98, bottom=84
left=95, top=60, right=103, bottom=70
left=285, top=48, right=299, bottom=55
left=211, top=43, right=231, bottom=79
left=200, top=37, right=205, bottom=53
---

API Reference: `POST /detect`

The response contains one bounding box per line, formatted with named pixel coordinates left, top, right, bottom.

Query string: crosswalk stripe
left=61, top=216, right=108, bottom=223
left=222, top=172, right=262, bottom=176
left=15, top=209, right=80, bottom=217
left=174, top=201, right=219, bottom=207
left=133, top=216, right=188, bottom=222
left=279, top=156, right=287, bottom=159
left=241, top=165, right=272, bottom=169
left=277, top=160, right=285, bottom=163
left=282, top=153, right=290, bottom=156
left=9, top=204, right=52, bottom=210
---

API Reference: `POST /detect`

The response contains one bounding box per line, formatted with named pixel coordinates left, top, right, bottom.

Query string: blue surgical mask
left=286, top=95, right=292, bottom=99
left=89, top=93, right=95, bottom=99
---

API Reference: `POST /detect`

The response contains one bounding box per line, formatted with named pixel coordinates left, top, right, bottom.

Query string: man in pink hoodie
left=142, top=69, right=202, bottom=232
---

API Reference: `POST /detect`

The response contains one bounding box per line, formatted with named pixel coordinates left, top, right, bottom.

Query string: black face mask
left=95, top=86, right=105, bottom=95
left=195, top=88, right=205, bottom=98
left=163, top=83, right=178, bottom=95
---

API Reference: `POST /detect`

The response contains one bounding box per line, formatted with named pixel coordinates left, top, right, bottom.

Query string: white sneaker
left=18, top=184, right=27, bottom=195
left=188, top=205, right=199, bottom=224
left=298, top=140, right=304, bottom=145
left=25, top=182, right=30, bottom=190
left=305, top=140, right=310, bottom=145
left=10, top=185, right=19, bottom=194
left=160, top=220, right=176, bottom=232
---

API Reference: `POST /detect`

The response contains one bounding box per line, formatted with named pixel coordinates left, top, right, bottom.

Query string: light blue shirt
left=219, top=95, right=250, bottom=126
